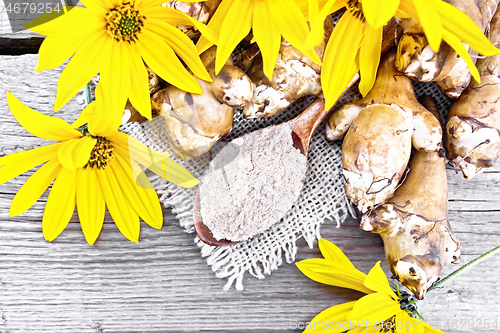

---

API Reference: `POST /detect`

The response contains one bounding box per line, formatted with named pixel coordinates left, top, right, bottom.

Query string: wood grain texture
left=0, top=0, right=40, bottom=39
left=1, top=55, right=500, bottom=333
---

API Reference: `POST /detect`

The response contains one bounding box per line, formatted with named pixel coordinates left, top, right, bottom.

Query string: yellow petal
left=318, top=238, right=355, bottom=269
left=0, top=144, right=61, bottom=184
left=308, top=0, right=320, bottom=23
left=145, top=6, right=219, bottom=46
left=100, top=0, right=118, bottom=9
left=136, top=30, right=202, bottom=94
left=306, top=301, right=357, bottom=333
left=137, top=0, right=160, bottom=8
left=412, top=0, right=442, bottom=51
left=112, top=153, right=163, bottom=229
left=71, top=102, right=96, bottom=129
left=347, top=293, right=400, bottom=324
left=362, top=0, right=400, bottom=29
left=147, top=18, right=212, bottom=82
left=364, top=262, right=399, bottom=299
left=215, top=0, right=253, bottom=74
left=111, top=132, right=199, bottom=188
left=25, top=6, right=83, bottom=35
left=110, top=132, right=169, bottom=162
left=296, top=258, right=372, bottom=294
left=87, top=83, right=122, bottom=136
left=270, top=0, right=322, bottom=64
left=295, top=0, right=330, bottom=19
left=304, top=0, right=343, bottom=49
left=428, top=0, right=500, bottom=56
left=96, top=160, right=140, bottom=242
left=114, top=144, right=199, bottom=188
left=6, top=92, right=81, bottom=141
left=36, top=33, right=83, bottom=72
left=395, top=8, right=411, bottom=18
left=152, top=157, right=200, bottom=188
left=33, top=9, right=104, bottom=71
left=396, top=311, right=424, bottom=333
left=252, top=0, right=281, bottom=79
left=394, top=5, right=412, bottom=18
left=99, top=41, right=132, bottom=122
left=57, top=136, right=97, bottom=170
left=183, top=15, right=219, bottom=47
left=128, top=47, right=152, bottom=119
left=54, top=30, right=113, bottom=111
left=358, top=25, right=383, bottom=96
left=321, top=11, right=362, bottom=109
left=42, top=167, right=76, bottom=241
left=76, top=167, right=105, bottom=245
left=347, top=326, right=372, bottom=333
left=442, top=29, right=480, bottom=83
left=195, top=0, right=233, bottom=54
left=9, top=159, right=62, bottom=217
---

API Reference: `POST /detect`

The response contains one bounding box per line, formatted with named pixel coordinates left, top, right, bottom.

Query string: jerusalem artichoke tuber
left=121, top=45, right=255, bottom=160
left=446, top=4, right=500, bottom=178
left=360, top=147, right=461, bottom=300
left=164, top=0, right=221, bottom=39
left=361, top=98, right=460, bottom=299
left=396, top=0, right=500, bottom=98
left=150, top=78, right=234, bottom=160
left=326, top=50, right=443, bottom=213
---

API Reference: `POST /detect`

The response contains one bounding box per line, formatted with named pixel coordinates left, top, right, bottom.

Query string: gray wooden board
left=0, top=55, right=499, bottom=332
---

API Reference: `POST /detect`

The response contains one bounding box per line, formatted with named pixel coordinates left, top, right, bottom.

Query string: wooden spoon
left=194, top=97, right=328, bottom=246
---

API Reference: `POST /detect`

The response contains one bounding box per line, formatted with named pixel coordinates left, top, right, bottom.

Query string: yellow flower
left=196, top=0, right=321, bottom=80
left=306, top=0, right=500, bottom=110
left=296, top=239, right=444, bottom=333
left=27, top=0, right=218, bottom=120
left=0, top=91, right=199, bottom=245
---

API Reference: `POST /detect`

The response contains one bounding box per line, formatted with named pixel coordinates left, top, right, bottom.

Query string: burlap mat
left=120, top=79, right=451, bottom=290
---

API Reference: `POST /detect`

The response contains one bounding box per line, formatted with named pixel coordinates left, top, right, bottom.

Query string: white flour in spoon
left=199, top=123, right=307, bottom=242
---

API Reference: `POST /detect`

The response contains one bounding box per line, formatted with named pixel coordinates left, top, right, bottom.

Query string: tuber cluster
left=446, top=4, right=500, bottom=178
left=326, top=50, right=442, bottom=212
left=361, top=97, right=461, bottom=300
left=396, top=0, right=500, bottom=98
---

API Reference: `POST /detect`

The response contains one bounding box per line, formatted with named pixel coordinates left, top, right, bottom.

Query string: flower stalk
left=84, top=83, right=92, bottom=106
left=427, top=244, right=500, bottom=294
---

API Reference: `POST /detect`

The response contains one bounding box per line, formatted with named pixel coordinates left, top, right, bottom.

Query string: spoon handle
left=289, top=97, right=328, bottom=157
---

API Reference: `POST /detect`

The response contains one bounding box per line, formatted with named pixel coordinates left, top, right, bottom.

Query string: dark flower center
left=85, top=136, right=114, bottom=170
left=346, top=0, right=365, bottom=21
left=105, top=1, right=146, bottom=43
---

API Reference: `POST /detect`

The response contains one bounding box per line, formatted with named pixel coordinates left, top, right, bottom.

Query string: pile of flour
left=198, top=123, right=307, bottom=241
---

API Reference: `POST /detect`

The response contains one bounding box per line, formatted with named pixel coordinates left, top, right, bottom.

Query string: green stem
left=84, top=83, right=92, bottom=106
left=427, top=244, right=500, bottom=294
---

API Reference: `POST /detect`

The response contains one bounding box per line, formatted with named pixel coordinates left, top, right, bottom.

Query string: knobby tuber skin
left=242, top=18, right=401, bottom=118
left=150, top=78, right=234, bottom=160
left=396, top=0, right=500, bottom=98
left=240, top=22, right=329, bottom=118
left=164, top=0, right=221, bottom=39
left=395, top=18, right=450, bottom=82
left=435, top=0, right=499, bottom=98
left=360, top=130, right=461, bottom=300
left=446, top=5, right=500, bottom=178
left=122, top=46, right=254, bottom=160
left=326, top=50, right=443, bottom=213
left=200, top=46, right=254, bottom=108
left=121, top=67, right=162, bottom=124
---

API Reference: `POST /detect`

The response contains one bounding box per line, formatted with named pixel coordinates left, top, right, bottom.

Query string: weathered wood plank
left=0, top=54, right=500, bottom=333
left=0, top=0, right=41, bottom=39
